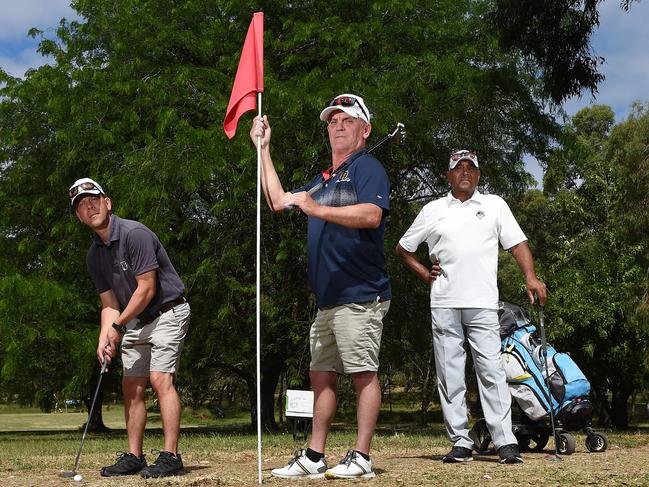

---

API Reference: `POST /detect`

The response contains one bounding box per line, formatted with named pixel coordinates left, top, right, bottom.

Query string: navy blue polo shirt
left=86, top=215, right=185, bottom=321
left=293, top=150, right=392, bottom=308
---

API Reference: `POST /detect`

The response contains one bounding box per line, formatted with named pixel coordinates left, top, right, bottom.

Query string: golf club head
left=59, top=470, right=76, bottom=478
left=545, top=453, right=563, bottom=462
left=392, top=122, right=406, bottom=145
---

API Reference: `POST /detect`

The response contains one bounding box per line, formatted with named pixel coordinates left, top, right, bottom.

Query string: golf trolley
left=470, top=406, right=609, bottom=456
left=468, top=302, right=608, bottom=456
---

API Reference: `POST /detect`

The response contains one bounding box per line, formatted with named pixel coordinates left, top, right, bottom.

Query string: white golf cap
left=319, top=94, right=371, bottom=124
left=69, top=177, right=105, bottom=207
left=449, top=149, right=479, bottom=170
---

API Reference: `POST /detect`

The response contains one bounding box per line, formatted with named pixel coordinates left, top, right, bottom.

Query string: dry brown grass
left=1, top=429, right=648, bottom=486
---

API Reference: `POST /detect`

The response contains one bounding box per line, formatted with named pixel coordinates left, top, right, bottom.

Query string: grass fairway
left=0, top=407, right=648, bottom=486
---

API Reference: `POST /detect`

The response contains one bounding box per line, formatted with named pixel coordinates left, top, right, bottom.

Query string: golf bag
left=499, top=302, right=593, bottom=429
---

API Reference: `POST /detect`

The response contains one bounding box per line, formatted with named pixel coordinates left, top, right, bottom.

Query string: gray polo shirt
left=86, top=215, right=185, bottom=322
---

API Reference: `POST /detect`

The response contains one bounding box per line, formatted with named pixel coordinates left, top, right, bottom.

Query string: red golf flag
left=224, top=12, right=264, bottom=139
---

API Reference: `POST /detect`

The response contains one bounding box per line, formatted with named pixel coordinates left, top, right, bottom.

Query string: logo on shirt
left=120, top=260, right=130, bottom=271
left=336, top=170, right=351, bottom=183
left=476, top=210, right=485, bottom=219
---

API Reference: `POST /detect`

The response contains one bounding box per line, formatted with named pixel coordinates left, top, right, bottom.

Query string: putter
left=60, top=359, right=109, bottom=477
left=536, top=303, right=563, bottom=462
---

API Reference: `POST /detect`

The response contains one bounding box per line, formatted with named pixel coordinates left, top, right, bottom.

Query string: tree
left=1, top=0, right=613, bottom=429
left=488, top=0, right=606, bottom=104
left=505, top=104, right=649, bottom=427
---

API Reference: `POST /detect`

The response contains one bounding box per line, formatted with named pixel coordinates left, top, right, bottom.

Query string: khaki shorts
left=310, top=299, right=390, bottom=374
left=121, top=302, right=191, bottom=377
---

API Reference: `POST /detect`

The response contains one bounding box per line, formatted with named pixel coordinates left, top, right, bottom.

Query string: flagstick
left=256, top=91, right=263, bottom=485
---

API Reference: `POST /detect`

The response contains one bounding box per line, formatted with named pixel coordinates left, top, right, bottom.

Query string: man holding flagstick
left=250, top=94, right=392, bottom=479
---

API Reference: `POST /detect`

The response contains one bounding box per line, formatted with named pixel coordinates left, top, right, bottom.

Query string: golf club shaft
left=71, top=360, right=108, bottom=471
left=537, top=304, right=561, bottom=457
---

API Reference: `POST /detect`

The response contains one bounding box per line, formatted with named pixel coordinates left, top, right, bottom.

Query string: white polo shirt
left=399, top=190, right=526, bottom=309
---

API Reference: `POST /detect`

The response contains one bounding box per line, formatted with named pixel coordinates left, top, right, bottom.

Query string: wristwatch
left=112, top=322, right=127, bottom=334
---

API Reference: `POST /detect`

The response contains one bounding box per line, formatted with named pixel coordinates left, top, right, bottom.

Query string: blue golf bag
left=469, top=302, right=608, bottom=455
left=499, top=302, right=593, bottom=430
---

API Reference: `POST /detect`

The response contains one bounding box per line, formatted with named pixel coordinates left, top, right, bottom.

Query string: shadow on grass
left=1, top=417, right=647, bottom=440
left=0, top=422, right=253, bottom=439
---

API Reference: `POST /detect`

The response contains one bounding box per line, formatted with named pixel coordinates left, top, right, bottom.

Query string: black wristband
left=112, top=322, right=127, bottom=334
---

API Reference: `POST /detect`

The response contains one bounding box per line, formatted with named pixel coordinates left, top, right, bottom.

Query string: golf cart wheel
left=519, top=433, right=550, bottom=453
left=469, top=419, right=494, bottom=454
left=557, top=432, right=576, bottom=455
left=585, top=432, right=609, bottom=453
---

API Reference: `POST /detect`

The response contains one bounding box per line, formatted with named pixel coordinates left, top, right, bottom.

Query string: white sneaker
left=271, top=449, right=328, bottom=479
left=325, top=450, right=375, bottom=479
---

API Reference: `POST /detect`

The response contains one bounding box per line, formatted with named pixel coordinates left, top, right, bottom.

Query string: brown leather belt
left=139, top=296, right=187, bottom=324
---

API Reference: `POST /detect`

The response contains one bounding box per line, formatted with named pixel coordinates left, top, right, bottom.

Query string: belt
left=139, top=296, right=187, bottom=324
left=158, top=296, right=187, bottom=315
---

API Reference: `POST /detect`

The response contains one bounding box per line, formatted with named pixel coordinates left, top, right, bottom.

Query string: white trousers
left=431, top=308, right=517, bottom=450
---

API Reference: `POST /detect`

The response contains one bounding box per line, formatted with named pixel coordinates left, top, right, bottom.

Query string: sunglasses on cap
left=69, top=181, right=102, bottom=198
left=328, top=96, right=369, bottom=121
left=450, top=150, right=478, bottom=163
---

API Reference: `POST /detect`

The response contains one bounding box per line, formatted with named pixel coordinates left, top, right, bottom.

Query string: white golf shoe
left=271, top=449, right=328, bottom=479
left=325, top=450, right=375, bottom=479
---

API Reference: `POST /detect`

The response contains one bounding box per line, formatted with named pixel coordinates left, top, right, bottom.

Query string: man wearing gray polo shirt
left=69, top=177, right=190, bottom=478
left=396, top=150, right=547, bottom=464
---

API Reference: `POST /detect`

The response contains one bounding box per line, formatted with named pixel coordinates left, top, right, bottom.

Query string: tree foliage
left=1, top=0, right=635, bottom=427
left=489, top=0, right=605, bottom=104
left=499, top=105, right=649, bottom=427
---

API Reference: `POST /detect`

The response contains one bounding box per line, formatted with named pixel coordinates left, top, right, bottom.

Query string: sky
left=1, top=0, right=648, bottom=184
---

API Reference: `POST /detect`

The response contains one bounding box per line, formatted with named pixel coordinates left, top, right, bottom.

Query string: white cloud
left=0, top=0, right=78, bottom=40
left=0, top=46, right=51, bottom=78
left=0, top=1, right=79, bottom=77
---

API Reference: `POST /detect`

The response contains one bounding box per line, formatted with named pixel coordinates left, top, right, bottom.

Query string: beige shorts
left=310, top=299, right=390, bottom=374
left=121, top=302, right=191, bottom=377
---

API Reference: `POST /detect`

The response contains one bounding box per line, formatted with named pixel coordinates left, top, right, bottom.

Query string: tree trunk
left=420, top=336, right=435, bottom=418
left=276, top=370, right=286, bottom=425
left=610, top=384, right=632, bottom=429
left=213, top=361, right=255, bottom=429
left=260, top=354, right=285, bottom=432
left=590, top=380, right=613, bottom=427
left=83, top=362, right=108, bottom=432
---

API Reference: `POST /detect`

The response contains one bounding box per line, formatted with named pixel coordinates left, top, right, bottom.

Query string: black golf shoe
left=442, top=446, right=474, bottom=463
left=139, top=450, right=185, bottom=478
left=100, top=451, right=147, bottom=476
left=498, top=443, right=524, bottom=464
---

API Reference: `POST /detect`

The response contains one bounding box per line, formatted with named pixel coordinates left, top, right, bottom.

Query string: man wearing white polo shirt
left=396, top=149, right=547, bottom=464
